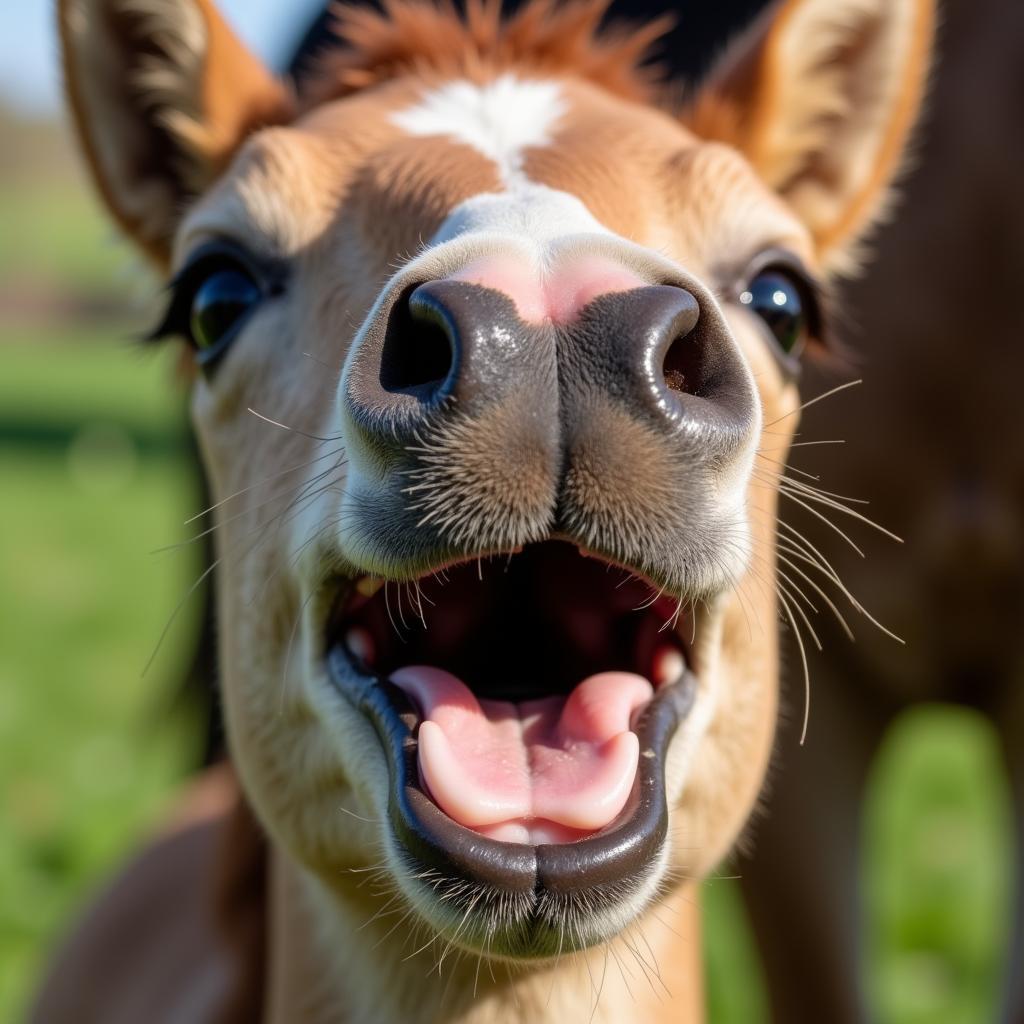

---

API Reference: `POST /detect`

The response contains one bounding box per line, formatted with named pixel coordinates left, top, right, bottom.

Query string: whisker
left=776, top=588, right=812, bottom=745
left=779, top=490, right=866, bottom=557
left=181, top=443, right=342, bottom=526
left=301, top=349, right=339, bottom=370
left=777, top=569, right=820, bottom=621
left=247, top=406, right=343, bottom=442
left=777, top=577, right=822, bottom=652
left=780, top=479, right=901, bottom=542
left=776, top=551, right=855, bottom=641
left=155, top=452, right=347, bottom=555
left=762, top=378, right=862, bottom=429
left=141, top=558, right=218, bottom=678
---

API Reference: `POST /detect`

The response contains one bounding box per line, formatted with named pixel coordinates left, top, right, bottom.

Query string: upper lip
left=322, top=541, right=700, bottom=936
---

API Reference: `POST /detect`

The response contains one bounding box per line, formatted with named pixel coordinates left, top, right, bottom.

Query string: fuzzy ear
left=58, top=0, right=294, bottom=266
left=689, top=0, right=934, bottom=271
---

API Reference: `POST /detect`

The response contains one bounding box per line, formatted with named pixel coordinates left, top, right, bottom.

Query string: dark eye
left=740, top=268, right=808, bottom=357
left=148, top=242, right=284, bottom=370
left=190, top=268, right=261, bottom=352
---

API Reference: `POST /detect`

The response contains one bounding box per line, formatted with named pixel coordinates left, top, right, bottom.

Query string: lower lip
left=325, top=642, right=698, bottom=898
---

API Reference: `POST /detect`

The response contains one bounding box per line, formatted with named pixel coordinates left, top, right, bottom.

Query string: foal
left=41, top=0, right=932, bottom=1020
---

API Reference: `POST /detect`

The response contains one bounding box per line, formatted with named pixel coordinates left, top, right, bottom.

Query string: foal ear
left=58, top=0, right=293, bottom=267
left=689, top=0, right=934, bottom=271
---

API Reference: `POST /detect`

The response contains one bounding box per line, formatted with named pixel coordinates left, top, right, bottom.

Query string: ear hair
left=115, top=0, right=207, bottom=168
left=59, top=0, right=294, bottom=266
left=688, top=0, right=935, bottom=273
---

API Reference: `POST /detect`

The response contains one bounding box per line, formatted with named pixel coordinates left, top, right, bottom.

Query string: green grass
left=867, top=708, right=1012, bottom=1024
left=700, top=708, right=1012, bottom=1024
left=705, top=878, right=769, bottom=1022
left=0, top=176, right=1013, bottom=1023
left=0, top=335, right=201, bottom=1020
left=0, top=328, right=186, bottom=435
left=0, top=180, right=132, bottom=292
left=0, top=170, right=202, bottom=1019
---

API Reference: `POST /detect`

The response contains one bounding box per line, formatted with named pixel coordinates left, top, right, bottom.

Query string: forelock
left=299, top=0, right=673, bottom=110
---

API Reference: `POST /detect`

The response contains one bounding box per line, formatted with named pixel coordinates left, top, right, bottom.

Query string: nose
left=346, top=276, right=750, bottom=439
left=343, top=277, right=562, bottom=469
left=384, top=280, right=554, bottom=406
left=556, top=282, right=747, bottom=433
left=339, top=259, right=758, bottom=577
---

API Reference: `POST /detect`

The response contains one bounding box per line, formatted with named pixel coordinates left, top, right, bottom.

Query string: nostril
left=379, top=285, right=455, bottom=398
left=662, top=328, right=705, bottom=397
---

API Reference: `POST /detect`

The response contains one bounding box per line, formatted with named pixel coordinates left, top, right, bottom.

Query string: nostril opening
left=662, top=329, right=705, bottom=397
left=379, top=286, right=455, bottom=398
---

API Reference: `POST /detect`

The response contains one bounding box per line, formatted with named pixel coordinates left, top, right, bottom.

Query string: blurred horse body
left=738, top=0, right=1024, bottom=1019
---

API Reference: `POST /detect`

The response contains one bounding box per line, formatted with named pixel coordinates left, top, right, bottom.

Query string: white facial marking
left=431, top=182, right=612, bottom=249
left=391, top=75, right=615, bottom=264
left=391, top=74, right=566, bottom=186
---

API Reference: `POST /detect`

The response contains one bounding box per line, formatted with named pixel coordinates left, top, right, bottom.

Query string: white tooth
left=652, top=647, right=684, bottom=687
left=356, top=576, right=384, bottom=598
left=345, top=627, right=376, bottom=666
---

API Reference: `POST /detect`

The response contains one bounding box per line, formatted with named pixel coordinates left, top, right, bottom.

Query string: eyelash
left=147, top=242, right=285, bottom=349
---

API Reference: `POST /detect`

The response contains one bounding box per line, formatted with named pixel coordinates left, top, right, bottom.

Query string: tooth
left=345, top=627, right=375, bottom=666
left=356, top=576, right=384, bottom=598
left=652, top=646, right=685, bottom=687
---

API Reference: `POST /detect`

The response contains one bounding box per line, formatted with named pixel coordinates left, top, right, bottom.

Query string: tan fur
left=688, top=0, right=935, bottom=271
left=44, top=1, right=933, bottom=1020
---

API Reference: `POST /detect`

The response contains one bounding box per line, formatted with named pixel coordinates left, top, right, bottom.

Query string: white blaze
left=392, top=75, right=611, bottom=250
left=390, top=74, right=567, bottom=187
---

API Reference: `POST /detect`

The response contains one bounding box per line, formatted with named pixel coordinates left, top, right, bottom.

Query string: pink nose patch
left=451, top=255, right=647, bottom=324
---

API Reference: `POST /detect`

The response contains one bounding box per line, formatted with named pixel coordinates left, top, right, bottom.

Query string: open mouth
left=325, top=541, right=697, bottom=936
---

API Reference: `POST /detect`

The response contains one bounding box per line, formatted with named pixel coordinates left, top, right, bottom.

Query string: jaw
left=326, top=649, right=695, bottom=957
left=209, top=519, right=776, bottom=1024
left=270, top=848, right=707, bottom=1024
left=264, top=541, right=747, bottom=959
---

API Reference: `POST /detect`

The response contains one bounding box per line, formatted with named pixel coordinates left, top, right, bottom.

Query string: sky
left=0, top=0, right=326, bottom=116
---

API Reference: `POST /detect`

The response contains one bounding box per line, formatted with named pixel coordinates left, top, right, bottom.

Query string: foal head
left=60, top=0, right=931, bottom=972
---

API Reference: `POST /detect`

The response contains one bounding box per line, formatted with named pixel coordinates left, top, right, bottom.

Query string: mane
left=300, top=0, right=674, bottom=109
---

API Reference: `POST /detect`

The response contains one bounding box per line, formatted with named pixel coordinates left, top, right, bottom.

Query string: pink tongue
left=391, top=666, right=652, bottom=845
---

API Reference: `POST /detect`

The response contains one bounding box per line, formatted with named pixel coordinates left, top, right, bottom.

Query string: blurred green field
left=0, top=334, right=204, bottom=1019
left=0, top=124, right=1014, bottom=1023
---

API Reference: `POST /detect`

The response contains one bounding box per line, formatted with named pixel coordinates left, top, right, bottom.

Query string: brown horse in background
left=738, top=0, right=1024, bottom=1019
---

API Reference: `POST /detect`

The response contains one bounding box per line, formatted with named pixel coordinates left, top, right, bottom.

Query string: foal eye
left=148, top=242, right=283, bottom=370
left=190, top=267, right=262, bottom=352
left=739, top=269, right=807, bottom=357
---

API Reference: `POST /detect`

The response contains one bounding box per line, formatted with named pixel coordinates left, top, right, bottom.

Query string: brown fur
left=688, top=0, right=935, bottom=268
left=739, top=0, right=1024, bottom=1016
left=305, top=0, right=672, bottom=108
